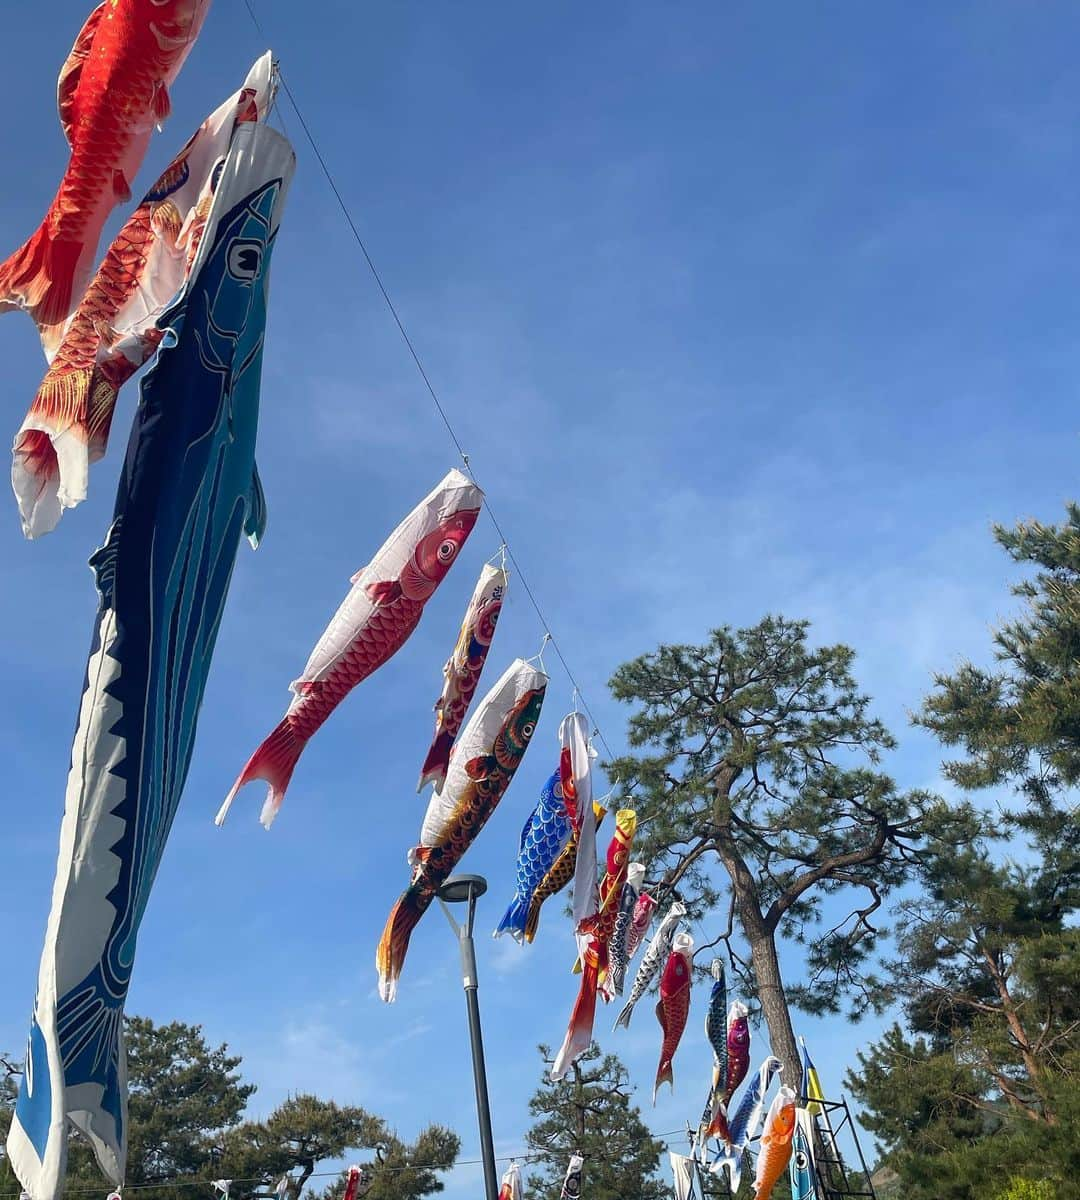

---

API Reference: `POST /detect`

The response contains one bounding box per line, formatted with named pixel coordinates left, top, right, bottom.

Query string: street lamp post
left=437, top=874, right=499, bottom=1200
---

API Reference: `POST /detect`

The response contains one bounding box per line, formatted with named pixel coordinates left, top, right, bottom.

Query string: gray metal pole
left=457, top=887, right=499, bottom=1200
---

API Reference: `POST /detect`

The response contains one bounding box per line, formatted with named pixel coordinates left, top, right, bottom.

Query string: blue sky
left=1, top=1, right=1078, bottom=1195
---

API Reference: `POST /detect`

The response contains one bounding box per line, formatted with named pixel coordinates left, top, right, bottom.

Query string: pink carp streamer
left=13, top=54, right=277, bottom=539
left=418, top=561, right=507, bottom=792
left=217, top=469, right=482, bottom=828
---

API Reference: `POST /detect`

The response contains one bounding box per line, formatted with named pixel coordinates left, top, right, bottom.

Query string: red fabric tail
left=0, top=225, right=84, bottom=328
left=215, top=717, right=304, bottom=828
left=417, top=730, right=454, bottom=793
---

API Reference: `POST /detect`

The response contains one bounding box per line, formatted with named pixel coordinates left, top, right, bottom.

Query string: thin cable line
left=0, top=1128, right=697, bottom=1197
left=238, top=0, right=620, bottom=767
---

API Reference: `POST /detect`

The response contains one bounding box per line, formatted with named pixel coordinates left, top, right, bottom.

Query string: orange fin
left=57, top=2, right=105, bottom=144
left=112, top=171, right=132, bottom=203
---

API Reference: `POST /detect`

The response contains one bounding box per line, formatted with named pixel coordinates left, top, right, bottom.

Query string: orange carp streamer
left=753, top=1087, right=797, bottom=1200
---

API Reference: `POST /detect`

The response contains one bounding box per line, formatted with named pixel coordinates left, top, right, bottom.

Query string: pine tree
left=525, top=1043, right=666, bottom=1200
left=0, top=1017, right=458, bottom=1200
left=606, top=616, right=960, bottom=1086
left=845, top=830, right=1080, bottom=1197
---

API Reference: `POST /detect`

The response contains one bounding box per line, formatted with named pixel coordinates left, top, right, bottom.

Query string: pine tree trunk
left=744, top=914, right=801, bottom=1092
left=713, top=820, right=802, bottom=1092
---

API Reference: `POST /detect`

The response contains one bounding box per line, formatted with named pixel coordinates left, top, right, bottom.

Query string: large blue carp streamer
left=6, top=122, right=295, bottom=1200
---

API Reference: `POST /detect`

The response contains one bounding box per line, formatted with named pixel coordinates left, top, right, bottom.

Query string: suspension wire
left=0, top=1127, right=697, bottom=1197
left=238, top=0, right=620, bottom=768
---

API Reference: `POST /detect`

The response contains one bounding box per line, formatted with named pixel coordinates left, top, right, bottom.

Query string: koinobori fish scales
left=376, top=659, right=546, bottom=1002
left=4, top=121, right=294, bottom=1200
left=606, top=861, right=645, bottom=999
left=0, top=0, right=213, bottom=333
left=653, top=931, right=694, bottom=1101
left=418, top=562, right=507, bottom=792
left=218, top=469, right=482, bottom=827
left=495, top=766, right=572, bottom=942
left=753, top=1087, right=797, bottom=1200
left=711, top=1056, right=783, bottom=1192
left=522, top=803, right=607, bottom=944
left=551, top=809, right=637, bottom=1080
left=709, top=999, right=751, bottom=1140
left=13, top=53, right=276, bottom=540
left=697, top=958, right=728, bottom=1149
left=625, top=889, right=657, bottom=959
left=614, top=900, right=687, bottom=1030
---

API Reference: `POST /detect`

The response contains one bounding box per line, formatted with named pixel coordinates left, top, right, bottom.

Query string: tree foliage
left=848, top=506, right=1080, bottom=1200
left=917, top=503, right=1080, bottom=810
left=607, top=616, right=959, bottom=1083
left=0, top=1017, right=458, bottom=1200
left=525, top=1043, right=665, bottom=1200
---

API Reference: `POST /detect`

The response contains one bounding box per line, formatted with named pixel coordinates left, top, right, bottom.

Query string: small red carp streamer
left=625, top=889, right=657, bottom=959
left=0, top=0, right=213, bottom=332
left=497, top=1161, right=522, bottom=1200
left=218, top=469, right=482, bottom=828
left=418, top=561, right=508, bottom=792
left=551, top=808, right=636, bottom=1080
left=376, top=658, right=547, bottom=1001
left=708, top=999, right=751, bottom=1140
left=341, top=1166, right=362, bottom=1200
left=653, top=931, right=694, bottom=1102
left=753, top=1086, right=796, bottom=1200
left=13, top=53, right=276, bottom=539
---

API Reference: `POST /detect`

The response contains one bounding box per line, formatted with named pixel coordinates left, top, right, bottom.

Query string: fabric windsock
left=559, top=1154, right=584, bottom=1199
left=789, top=1109, right=816, bottom=1200
left=376, top=659, right=547, bottom=1002
left=218, top=467, right=483, bottom=827
left=418, top=562, right=508, bottom=792
left=752, top=1087, right=797, bottom=1200
left=5, top=123, right=294, bottom=1200
left=605, top=862, right=645, bottom=1000
left=551, top=809, right=636, bottom=1081
left=12, top=53, right=277, bottom=539
left=497, top=1160, right=523, bottom=1200
left=670, top=1152, right=704, bottom=1200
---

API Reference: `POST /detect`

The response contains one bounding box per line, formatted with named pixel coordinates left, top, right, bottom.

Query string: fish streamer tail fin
left=0, top=224, right=87, bottom=330
left=523, top=895, right=543, bottom=944
left=494, top=893, right=530, bottom=943
left=653, top=1058, right=674, bottom=1105
left=416, top=730, right=454, bottom=793
left=376, top=887, right=427, bottom=1003
left=712, top=1147, right=744, bottom=1194
left=215, top=717, right=304, bottom=829
left=613, top=995, right=636, bottom=1031
left=551, top=958, right=599, bottom=1080
left=13, top=368, right=120, bottom=538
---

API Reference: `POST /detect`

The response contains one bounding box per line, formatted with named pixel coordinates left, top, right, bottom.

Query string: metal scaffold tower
left=675, top=1095, right=878, bottom=1200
